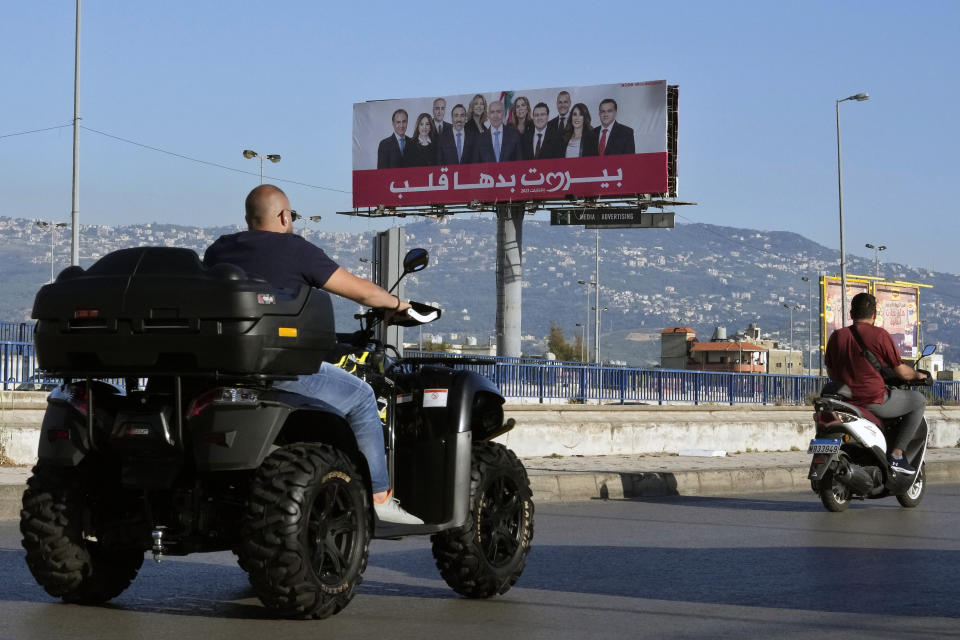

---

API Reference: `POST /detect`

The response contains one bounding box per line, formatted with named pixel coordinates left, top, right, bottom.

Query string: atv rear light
left=73, top=309, right=99, bottom=319
left=188, top=387, right=260, bottom=417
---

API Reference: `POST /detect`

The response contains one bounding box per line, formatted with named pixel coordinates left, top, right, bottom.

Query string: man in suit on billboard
left=523, top=102, right=564, bottom=160
left=472, top=101, right=521, bottom=163
left=595, top=98, right=635, bottom=156
left=376, top=109, right=411, bottom=169
left=431, top=98, right=451, bottom=137
left=437, top=104, right=475, bottom=165
left=548, top=91, right=572, bottom=133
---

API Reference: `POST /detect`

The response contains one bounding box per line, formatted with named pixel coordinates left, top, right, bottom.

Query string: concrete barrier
left=496, top=404, right=960, bottom=458
left=2, top=392, right=960, bottom=465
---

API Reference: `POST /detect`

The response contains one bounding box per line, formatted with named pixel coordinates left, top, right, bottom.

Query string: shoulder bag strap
left=848, top=324, right=886, bottom=374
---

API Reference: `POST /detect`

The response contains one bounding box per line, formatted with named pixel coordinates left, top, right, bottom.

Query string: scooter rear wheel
left=896, top=463, right=926, bottom=508
left=819, top=471, right=851, bottom=512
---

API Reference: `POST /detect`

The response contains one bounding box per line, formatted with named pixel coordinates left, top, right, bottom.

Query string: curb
left=3, top=461, right=960, bottom=521
left=526, top=459, right=960, bottom=503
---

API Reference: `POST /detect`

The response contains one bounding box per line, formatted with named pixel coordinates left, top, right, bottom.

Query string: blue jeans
left=275, top=362, right=389, bottom=493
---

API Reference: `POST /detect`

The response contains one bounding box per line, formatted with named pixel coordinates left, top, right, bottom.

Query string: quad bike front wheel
left=239, top=443, right=370, bottom=619
left=20, top=463, right=144, bottom=604
left=431, top=441, right=534, bottom=598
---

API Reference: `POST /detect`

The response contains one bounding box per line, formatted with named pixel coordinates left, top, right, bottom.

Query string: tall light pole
left=836, top=92, right=869, bottom=328
left=242, top=149, right=281, bottom=184
left=801, top=276, right=814, bottom=373
left=865, top=242, right=886, bottom=277
left=592, top=306, right=608, bottom=364
left=36, top=221, right=69, bottom=283
left=594, top=229, right=601, bottom=364
left=783, top=303, right=800, bottom=370
left=577, top=279, right=596, bottom=363
left=70, top=0, right=81, bottom=266
left=575, top=323, right=586, bottom=362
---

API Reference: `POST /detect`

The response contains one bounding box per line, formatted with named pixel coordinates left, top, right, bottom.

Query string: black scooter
left=808, top=344, right=936, bottom=512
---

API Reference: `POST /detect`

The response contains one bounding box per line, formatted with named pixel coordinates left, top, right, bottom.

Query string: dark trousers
left=867, top=388, right=926, bottom=452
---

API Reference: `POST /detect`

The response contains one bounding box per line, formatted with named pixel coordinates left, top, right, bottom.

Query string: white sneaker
left=374, top=491, right=424, bottom=525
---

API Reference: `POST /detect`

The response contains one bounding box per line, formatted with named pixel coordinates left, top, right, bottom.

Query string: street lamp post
left=592, top=306, right=608, bottom=364
left=865, top=243, right=886, bottom=277
left=575, top=323, right=586, bottom=362
left=242, top=149, right=281, bottom=184
left=783, top=303, right=800, bottom=371
left=801, top=276, right=814, bottom=373
left=836, top=92, right=869, bottom=329
left=36, top=221, right=69, bottom=283
left=577, top=279, right=596, bottom=363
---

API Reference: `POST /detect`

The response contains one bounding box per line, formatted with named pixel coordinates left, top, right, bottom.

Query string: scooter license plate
left=808, top=439, right=842, bottom=454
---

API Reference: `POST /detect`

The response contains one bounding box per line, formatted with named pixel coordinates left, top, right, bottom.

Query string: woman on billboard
left=509, top=96, right=533, bottom=136
left=563, top=103, right=598, bottom=157
left=404, top=113, right=438, bottom=167
left=465, top=94, right=488, bottom=135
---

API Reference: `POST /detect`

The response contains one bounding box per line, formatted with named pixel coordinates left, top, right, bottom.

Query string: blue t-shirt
left=203, top=231, right=340, bottom=290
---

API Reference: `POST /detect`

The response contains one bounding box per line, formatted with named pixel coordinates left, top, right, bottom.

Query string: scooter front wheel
left=819, top=470, right=852, bottom=512
left=896, top=463, right=926, bottom=508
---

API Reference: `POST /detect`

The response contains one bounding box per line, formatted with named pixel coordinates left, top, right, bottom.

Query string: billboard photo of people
left=352, top=80, right=669, bottom=208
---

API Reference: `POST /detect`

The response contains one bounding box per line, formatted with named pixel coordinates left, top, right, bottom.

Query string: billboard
left=821, top=276, right=925, bottom=361
left=874, top=283, right=920, bottom=359
left=352, top=80, right=669, bottom=208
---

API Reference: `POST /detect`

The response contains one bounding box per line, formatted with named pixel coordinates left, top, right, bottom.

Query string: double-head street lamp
left=836, top=92, right=869, bottom=328
left=242, top=149, right=281, bottom=184
left=865, top=243, right=886, bottom=277
left=575, top=323, right=586, bottom=362
left=36, top=220, right=68, bottom=283
left=592, top=306, right=608, bottom=363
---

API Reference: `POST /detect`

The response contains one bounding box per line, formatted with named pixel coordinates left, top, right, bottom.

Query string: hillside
left=2, top=215, right=958, bottom=368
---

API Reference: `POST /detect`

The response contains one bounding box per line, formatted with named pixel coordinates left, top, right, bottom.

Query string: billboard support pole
left=495, top=204, right=524, bottom=357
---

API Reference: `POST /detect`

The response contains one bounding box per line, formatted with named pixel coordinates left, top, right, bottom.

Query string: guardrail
left=0, top=322, right=34, bottom=343
left=4, top=341, right=959, bottom=405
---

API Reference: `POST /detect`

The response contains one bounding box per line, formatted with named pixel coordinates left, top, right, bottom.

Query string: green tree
left=548, top=324, right=584, bottom=362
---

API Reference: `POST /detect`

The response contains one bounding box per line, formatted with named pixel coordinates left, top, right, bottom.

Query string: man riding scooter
left=825, top=292, right=927, bottom=474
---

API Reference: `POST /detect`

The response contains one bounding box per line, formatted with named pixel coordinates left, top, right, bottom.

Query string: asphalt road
left=2, top=486, right=959, bottom=640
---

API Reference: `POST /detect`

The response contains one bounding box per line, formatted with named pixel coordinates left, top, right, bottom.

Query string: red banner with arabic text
left=352, top=153, right=667, bottom=208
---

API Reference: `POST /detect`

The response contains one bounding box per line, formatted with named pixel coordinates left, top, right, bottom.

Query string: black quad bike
left=21, top=246, right=533, bottom=619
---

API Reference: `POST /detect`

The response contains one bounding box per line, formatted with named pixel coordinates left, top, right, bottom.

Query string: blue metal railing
left=4, top=341, right=959, bottom=405
left=0, top=322, right=34, bottom=343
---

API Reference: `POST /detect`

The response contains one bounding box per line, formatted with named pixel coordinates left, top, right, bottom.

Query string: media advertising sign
left=352, top=80, right=669, bottom=208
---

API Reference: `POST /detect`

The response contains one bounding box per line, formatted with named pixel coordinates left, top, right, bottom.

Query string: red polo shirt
left=825, top=321, right=902, bottom=405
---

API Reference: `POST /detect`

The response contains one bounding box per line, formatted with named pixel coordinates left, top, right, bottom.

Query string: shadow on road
left=3, top=541, right=959, bottom=619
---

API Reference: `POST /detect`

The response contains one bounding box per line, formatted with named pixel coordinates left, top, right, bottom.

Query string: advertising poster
left=822, top=277, right=870, bottom=346
left=352, top=80, right=669, bottom=208
left=874, top=284, right=919, bottom=359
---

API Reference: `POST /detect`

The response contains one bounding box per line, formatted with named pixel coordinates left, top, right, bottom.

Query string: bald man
left=202, top=184, right=423, bottom=525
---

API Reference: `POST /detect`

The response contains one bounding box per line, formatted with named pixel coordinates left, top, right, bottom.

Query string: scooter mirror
left=921, top=344, right=936, bottom=358
left=403, top=248, right=429, bottom=274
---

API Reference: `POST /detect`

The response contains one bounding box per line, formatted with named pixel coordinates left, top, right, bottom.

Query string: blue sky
left=2, top=1, right=958, bottom=273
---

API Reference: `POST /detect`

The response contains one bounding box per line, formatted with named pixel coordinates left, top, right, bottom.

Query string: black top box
left=32, top=247, right=335, bottom=377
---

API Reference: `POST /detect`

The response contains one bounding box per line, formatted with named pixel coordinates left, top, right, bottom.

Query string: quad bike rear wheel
left=20, top=463, right=144, bottom=604
left=239, top=443, right=370, bottom=619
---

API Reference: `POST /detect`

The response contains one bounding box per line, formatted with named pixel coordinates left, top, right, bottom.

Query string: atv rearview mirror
left=403, top=248, right=429, bottom=274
